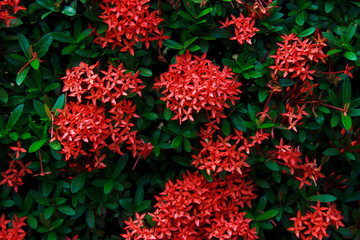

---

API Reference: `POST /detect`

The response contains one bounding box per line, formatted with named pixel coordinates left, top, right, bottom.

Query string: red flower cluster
left=0, top=159, right=32, bottom=193
left=52, top=62, right=152, bottom=170
left=238, top=0, right=274, bottom=20
left=93, top=0, right=169, bottom=55
left=268, top=138, right=325, bottom=189
left=269, top=33, right=327, bottom=81
left=220, top=13, right=259, bottom=45
left=192, top=122, right=269, bottom=175
left=122, top=170, right=258, bottom=240
left=153, top=50, right=242, bottom=124
left=0, top=0, right=26, bottom=27
left=288, top=200, right=344, bottom=240
left=0, top=214, right=27, bottom=240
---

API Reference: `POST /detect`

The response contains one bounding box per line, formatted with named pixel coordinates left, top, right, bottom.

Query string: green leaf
left=86, top=210, right=95, bottom=228
left=36, top=35, right=53, bottom=58
left=298, top=27, right=316, bottom=37
left=258, top=88, right=268, bottom=103
left=6, top=104, right=24, bottom=130
left=29, top=139, right=46, bottom=153
left=143, top=112, right=158, bottom=120
left=325, top=0, right=335, bottom=13
left=200, top=169, right=213, bottom=182
left=342, top=78, right=351, bottom=104
left=164, top=107, right=172, bottom=121
left=16, top=66, right=30, bottom=86
left=163, top=39, right=183, bottom=49
left=255, top=179, right=270, bottom=188
left=52, top=94, right=65, bottom=112
left=295, top=11, right=306, bottom=26
left=138, top=68, right=152, bottom=77
left=168, top=123, right=182, bottom=135
left=61, top=6, right=76, bottom=16
left=71, top=173, right=86, bottom=193
left=343, top=51, right=357, bottom=61
left=112, top=154, right=128, bottom=179
left=0, top=87, right=8, bottom=103
left=197, top=7, right=213, bottom=18
left=52, top=32, right=76, bottom=44
left=183, top=137, right=191, bottom=152
left=322, top=32, right=342, bottom=48
left=255, top=209, right=278, bottom=221
left=135, top=200, right=151, bottom=212
left=27, top=214, right=38, bottom=229
left=104, top=179, right=114, bottom=194
left=36, top=0, right=55, bottom=11
left=183, top=37, right=198, bottom=48
left=343, top=23, right=357, bottom=43
left=248, top=104, right=256, bottom=123
left=306, top=194, right=337, bottom=202
left=172, top=155, right=192, bottom=167
left=171, top=135, right=183, bottom=148
left=331, top=113, right=340, bottom=127
left=30, top=58, right=40, bottom=70
left=119, top=198, right=135, bottom=212
left=62, top=44, right=78, bottom=55
left=221, top=119, right=230, bottom=136
left=265, top=160, right=279, bottom=171
left=1, top=200, right=15, bottom=207
left=49, top=140, right=61, bottom=150
left=327, top=49, right=342, bottom=55
left=17, top=33, right=31, bottom=58
left=323, top=148, right=341, bottom=156
left=342, top=114, right=352, bottom=130
left=58, top=205, right=75, bottom=216
left=45, top=206, right=55, bottom=219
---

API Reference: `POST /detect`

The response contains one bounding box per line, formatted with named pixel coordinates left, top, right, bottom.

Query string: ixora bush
left=1, top=0, right=360, bottom=239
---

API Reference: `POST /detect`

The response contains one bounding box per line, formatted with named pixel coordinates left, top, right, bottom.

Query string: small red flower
left=9, top=141, right=26, bottom=159
left=0, top=160, right=32, bottom=192
left=0, top=214, right=27, bottom=240
left=153, top=50, right=242, bottom=124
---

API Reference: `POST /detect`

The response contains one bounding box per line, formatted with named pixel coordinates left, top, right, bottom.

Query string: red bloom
left=288, top=201, right=344, bottom=240
left=0, top=214, right=27, bottom=240
left=93, top=0, right=169, bottom=55
left=0, top=0, right=26, bottom=27
left=220, top=13, right=259, bottom=45
left=9, top=141, right=26, bottom=159
left=122, top=171, right=258, bottom=239
left=153, top=50, right=242, bottom=124
left=0, top=160, right=32, bottom=192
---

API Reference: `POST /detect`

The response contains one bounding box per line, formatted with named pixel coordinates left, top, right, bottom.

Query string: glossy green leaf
left=104, top=179, right=114, bottom=194
left=6, top=104, right=24, bottom=130
left=221, top=119, right=230, bottom=136
left=71, top=173, right=86, bottom=193
left=61, top=6, right=76, bottom=16
left=86, top=210, right=95, bottom=228
left=306, top=194, right=337, bottom=202
left=255, top=209, right=278, bottom=221
left=17, top=33, right=31, bottom=58
left=36, top=34, right=53, bottom=58
left=29, top=139, right=46, bottom=153
left=58, top=205, right=75, bottom=216
left=16, top=66, right=30, bottom=86
left=27, top=214, right=38, bottom=229
left=171, top=135, right=183, bottom=148
left=163, top=39, right=183, bottom=49
left=343, top=51, right=357, bottom=61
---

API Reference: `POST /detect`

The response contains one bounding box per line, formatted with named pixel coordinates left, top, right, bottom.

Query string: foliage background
left=1, top=0, right=360, bottom=239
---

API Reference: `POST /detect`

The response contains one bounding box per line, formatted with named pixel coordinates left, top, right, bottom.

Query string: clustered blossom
left=268, top=138, right=325, bottom=189
left=52, top=62, right=152, bottom=170
left=288, top=200, right=344, bottom=240
left=192, top=122, right=270, bottom=175
left=153, top=50, right=242, bottom=124
left=220, top=13, right=259, bottom=45
left=122, top=170, right=258, bottom=240
left=0, top=214, right=27, bottom=240
left=0, top=0, right=26, bottom=27
left=237, top=0, right=274, bottom=20
left=93, top=0, right=169, bottom=55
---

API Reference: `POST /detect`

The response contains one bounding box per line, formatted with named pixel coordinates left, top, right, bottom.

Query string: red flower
left=220, top=13, right=259, bottom=45
left=153, top=50, right=242, bottom=124
left=0, top=160, right=32, bottom=192
left=288, top=201, right=344, bottom=240
left=9, top=141, right=26, bottom=159
left=93, top=0, right=169, bottom=55
left=122, top=171, right=258, bottom=239
left=0, top=214, right=27, bottom=240
left=0, top=0, right=26, bottom=27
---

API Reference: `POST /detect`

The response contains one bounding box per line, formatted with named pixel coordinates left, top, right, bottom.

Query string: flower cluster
left=0, top=158, right=32, bottom=193
left=122, top=170, right=258, bottom=239
left=153, top=50, right=242, bottom=124
left=52, top=62, right=152, bottom=170
left=238, top=0, right=274, bottom=20
left=220, top=13, right=259, bottom=45
left=288, top=201, right=344, bottom=240
left=268, top=138, right=325, bottom=189
left=0, top=214, right=27, bottom=240
left=0, top=0, right=26, bottom=27
left=269, top=33, right=327, bottom=81
left=93, top=0, right=169, bottom=55
left=193, top=122, right=269, bottom=175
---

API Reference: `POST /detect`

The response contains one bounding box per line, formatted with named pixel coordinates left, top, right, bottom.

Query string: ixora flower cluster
left=0, top=214, right=27, bottom=240
left=51, top=62, right=152, bottom=170
left=122, top=170, right=258, bottom=240
left=153, top=50, right=242, bottom=124
left=93, top=0, right=169, bottom=55
left=288, top=201, right=344, bottom=240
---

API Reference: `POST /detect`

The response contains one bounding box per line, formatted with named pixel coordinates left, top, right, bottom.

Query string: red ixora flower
left=93, top=0, right=169, bottom=55
left=288, top=200, right=344, bottom=240
left=52, top=62, right=152, bottom=171
left=122, top=170, right=258, bottom=240
left=153, top=50, right=242, bottom=124
left=220, top=13, right=259, bottom=45
left=0, top=214, right=27, bottom=240
left=0, top=0, right=26, bottom=27
left=0, top=159, right=32, bottom=193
